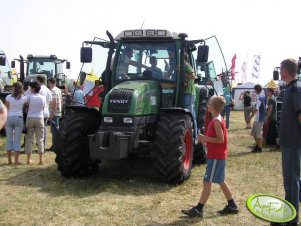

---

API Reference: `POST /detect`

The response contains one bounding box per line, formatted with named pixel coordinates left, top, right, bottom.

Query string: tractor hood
left=102, top=80, right=160, bottom=116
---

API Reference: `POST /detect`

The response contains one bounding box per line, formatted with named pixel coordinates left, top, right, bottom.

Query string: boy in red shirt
left=182, top=96, right=239, bottom=217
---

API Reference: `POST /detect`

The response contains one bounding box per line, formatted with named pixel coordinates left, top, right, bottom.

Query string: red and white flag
left=231, top=53, right=237, bottom=80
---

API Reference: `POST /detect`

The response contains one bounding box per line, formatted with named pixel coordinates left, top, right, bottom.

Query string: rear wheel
left=55, top=108, right=101, bottom=177
left=154, top=113, right=193, bottom=184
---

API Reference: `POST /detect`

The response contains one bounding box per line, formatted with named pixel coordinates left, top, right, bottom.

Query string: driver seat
left=142, top=70, right=153, bottom=80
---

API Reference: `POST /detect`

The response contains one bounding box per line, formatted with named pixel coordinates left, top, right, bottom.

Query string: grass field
left=0, top=111, right=291, bottom=226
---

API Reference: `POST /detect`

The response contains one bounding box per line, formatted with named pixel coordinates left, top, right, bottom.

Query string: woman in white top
left=5, top=82, right=28, bottom=164
left=25, top=81, right=46, bottom=165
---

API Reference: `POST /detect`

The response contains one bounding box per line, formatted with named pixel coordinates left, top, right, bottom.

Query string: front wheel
left=54, top=108, right=101, bottom=177
left=154, top=112, right=194, bottom=184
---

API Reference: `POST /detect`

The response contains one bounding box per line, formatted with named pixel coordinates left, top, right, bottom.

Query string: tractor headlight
left=123, top=117, right=133, bottom=124
left=104, top=117, right=113, bottom=123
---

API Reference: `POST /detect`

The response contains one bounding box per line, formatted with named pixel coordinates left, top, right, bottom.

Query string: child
left=182, top=96, right=239, bottom=217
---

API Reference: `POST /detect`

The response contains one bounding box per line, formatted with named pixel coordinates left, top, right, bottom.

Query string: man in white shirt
left=47, top=78, right=62, bottom=151
left=37, top=76, right=53, bottom=151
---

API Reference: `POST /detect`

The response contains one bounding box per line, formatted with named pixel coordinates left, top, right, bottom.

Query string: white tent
left=232, top=82, right=256, bottom=110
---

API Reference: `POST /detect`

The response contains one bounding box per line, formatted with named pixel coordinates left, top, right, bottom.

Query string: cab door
left=192, top=35, right=228, bottom=96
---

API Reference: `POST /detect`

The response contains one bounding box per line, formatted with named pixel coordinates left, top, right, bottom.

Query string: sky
left=1, top=0, right=301, bottom=85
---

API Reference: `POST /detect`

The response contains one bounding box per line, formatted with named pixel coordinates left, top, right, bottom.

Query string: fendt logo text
left=110, top=99, right=129, bottom=104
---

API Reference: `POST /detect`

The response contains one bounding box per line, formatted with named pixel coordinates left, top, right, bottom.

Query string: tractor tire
left=55, top=108, right=101, bottom=177
left=194, top=100, right=208, bottom=164
left=154, top=112, right=194, bottom=184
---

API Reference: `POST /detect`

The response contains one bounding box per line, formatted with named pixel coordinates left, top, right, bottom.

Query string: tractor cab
left=80, top=30, right=227, bottom=109
left=25, top=55, right=70, bottom=89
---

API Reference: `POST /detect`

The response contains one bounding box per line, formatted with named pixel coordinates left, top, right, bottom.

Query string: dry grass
left=0, top=111, right=290, bottom=226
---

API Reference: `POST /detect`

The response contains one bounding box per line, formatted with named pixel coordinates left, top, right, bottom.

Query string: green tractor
left=55, top=30, right=228, bottom=184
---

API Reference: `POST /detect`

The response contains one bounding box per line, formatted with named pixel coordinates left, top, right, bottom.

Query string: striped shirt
left=49, top=86, right=62, bottom=117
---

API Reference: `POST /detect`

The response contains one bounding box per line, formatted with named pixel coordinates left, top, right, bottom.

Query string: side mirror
left=80, top=47, right=92, bottom=63
left=66, top=61, right=71, bottom=69
left=79, top=71, right=87, bottom=85
left=273, top=69, right=279, bottom=81
left=0, top=57, right=6, bottom=66
left=197, top=45, right=209, bottom=63
left=11, top=60, right=15, bottom=68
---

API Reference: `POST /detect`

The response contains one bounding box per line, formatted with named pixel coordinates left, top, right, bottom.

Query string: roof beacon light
left=146, top=30, right=156, bottom=36
left=134, top=30, right=143, bottom=36
left=157, top=30, right=167, bottom=36
left=124, top=30, right=133, bottom=36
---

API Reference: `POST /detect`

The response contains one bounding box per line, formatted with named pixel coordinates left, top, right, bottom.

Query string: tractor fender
left=159, top=107, right=194, bottom=129
left=65, top=105, right=100, bottom=115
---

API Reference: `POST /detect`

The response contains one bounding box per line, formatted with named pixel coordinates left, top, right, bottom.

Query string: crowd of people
left=3, top=75, right=62, bottom=165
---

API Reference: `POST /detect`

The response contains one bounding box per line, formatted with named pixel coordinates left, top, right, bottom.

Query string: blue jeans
left=44, top=118, right=47, bottom=150
left=183, top=94, right=197, bottom=139
left=221, top=105, right=231, bottom=129
left=5, top=116, right=24, bottom=151
left=281, top=145, right=301, bottom=223
left=50, top=116, right=60, bottom=147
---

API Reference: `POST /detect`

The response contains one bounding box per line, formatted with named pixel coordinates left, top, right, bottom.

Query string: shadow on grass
left=228, top=128, right=248, bottom=132
left=228, top=150, right=255, bottom=157
left=144, top=213, right=222, bottom=226
left=5, top=156, right=174, bottom=197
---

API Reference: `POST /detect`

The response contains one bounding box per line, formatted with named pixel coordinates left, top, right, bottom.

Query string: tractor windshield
left=113, top=42, right=177, bottom=83
left=28, top=59, right=56, bottom=78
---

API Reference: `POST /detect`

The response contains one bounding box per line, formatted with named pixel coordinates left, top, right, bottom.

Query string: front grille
left=108, top=89, right=134, bottom=113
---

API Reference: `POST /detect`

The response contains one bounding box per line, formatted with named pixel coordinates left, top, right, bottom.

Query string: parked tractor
left=55, top=30, right=228, bottom=184
left=11, top=54, right=73, bottom=107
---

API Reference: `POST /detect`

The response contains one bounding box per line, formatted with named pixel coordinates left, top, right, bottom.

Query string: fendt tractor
left=55, top=29, right=229, bottom=184
left=11, top=54, right=73, bottom=106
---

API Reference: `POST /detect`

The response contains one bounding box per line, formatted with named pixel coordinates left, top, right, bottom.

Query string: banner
left=241, top=62, right=247, bottom=83
left=231, top=53, right=237, bottom=80
left=251, top=55, right=261, bottom=79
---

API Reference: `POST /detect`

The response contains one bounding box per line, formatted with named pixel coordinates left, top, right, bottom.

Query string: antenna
left=140, top=20, right=145, bottom=29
